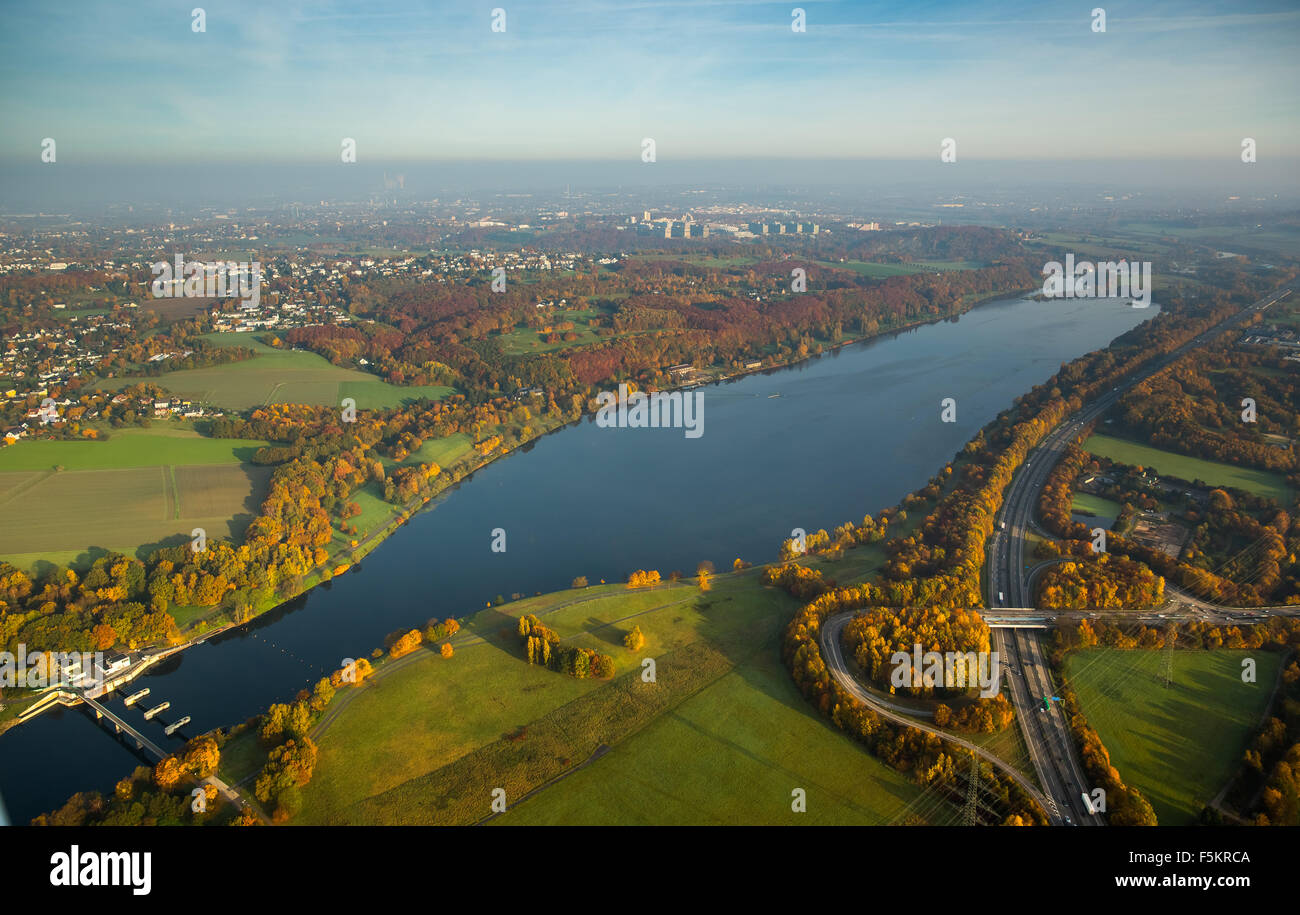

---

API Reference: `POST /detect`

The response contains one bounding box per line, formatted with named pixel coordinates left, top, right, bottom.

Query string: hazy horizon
left=2, top=0, right=1297, bottom=166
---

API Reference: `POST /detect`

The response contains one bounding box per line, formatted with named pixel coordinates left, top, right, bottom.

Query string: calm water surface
left=0, top=294, right=1157, bottom=823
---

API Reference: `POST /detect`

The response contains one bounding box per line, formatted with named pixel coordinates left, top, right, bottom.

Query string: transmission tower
left=1163, top=623, right=1177, bottom=688
left=962, top=754, right=980, bottom=826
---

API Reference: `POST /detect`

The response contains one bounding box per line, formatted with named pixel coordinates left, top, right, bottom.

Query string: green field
left=0, top=427, right=272, bottom=570
left=0, top=426, right=268, bottom=471
left=1117, top=222, right=1300, bottom=259
left=1083, top=432, right=1293, bottom=503
left=290, top=568, right=945, bottom=826
left=1064, top=649, right=1279, bottom=824
left=1070, top=493, right=1122, bottom=527
left=495, top=310, right=606, bottom=356
left=97, top=333, right=452, bottom=411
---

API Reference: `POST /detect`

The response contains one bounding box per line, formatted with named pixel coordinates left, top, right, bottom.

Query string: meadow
left=1083, top=432, right=1293, bottom=503
left=1063, top=648, right=1279, bottom=824
left=96, top=332, right=451, bottom=411
left=281, top=557, right=947, bottom=826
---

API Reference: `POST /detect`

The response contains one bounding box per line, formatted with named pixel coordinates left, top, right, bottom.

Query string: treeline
left=1115, top=343, right=1300, bottom=474
left=243, top=656, right=378, bottom=822
left=1059, top=685, right=1159, bottom=825
left=1038, top=443, right=1297, bottom=606
left=1241, top=658, right=1300, bottom=825
left=781, top=590, right=1045, bottom=824
left=517, top=613, right=615, bottom=679
left=1053, top=616, right=1300, bottom=826
left=32, top=734, right=232, bottom=826
left=3, top=389, right=582, bottom=663
left=279, top=234, right=1043, bottom=401
left=1035, top=557, right=1165, bottom=612
left=767, top=282, right=1288, bottom=823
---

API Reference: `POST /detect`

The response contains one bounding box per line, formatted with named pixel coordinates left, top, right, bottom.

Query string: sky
left=0, top=0, right=1297, bottom=164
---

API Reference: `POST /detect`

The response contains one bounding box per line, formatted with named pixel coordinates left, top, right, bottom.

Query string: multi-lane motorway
left=987, top=283, right=1295, bottom=825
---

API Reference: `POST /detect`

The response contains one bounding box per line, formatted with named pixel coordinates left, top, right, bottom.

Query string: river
left=0, top=293, right=1157, bottom=823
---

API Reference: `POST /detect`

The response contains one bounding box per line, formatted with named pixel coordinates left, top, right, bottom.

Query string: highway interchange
left=824, top=282, right=1295, bottom=826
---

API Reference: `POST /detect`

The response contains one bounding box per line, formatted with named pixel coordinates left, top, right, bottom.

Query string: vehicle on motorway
left=999, top=520, right=1006, bottom=530
left=1082, top=793, right=1097, bottom=815
left=998, top=591, right=1005, bottom=604
left=1040, top=697, right=1050, bottom=712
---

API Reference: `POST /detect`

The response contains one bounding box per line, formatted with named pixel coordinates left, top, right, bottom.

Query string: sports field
left=0, top=428, right=272, bottom=570
left=97, top=333, right=451, bottom=411
left=288, top=569, right=943, bottom=826
left=1083, top=432, right=1293, bottom=503
left=1064, top=648, right=1279, bottom=824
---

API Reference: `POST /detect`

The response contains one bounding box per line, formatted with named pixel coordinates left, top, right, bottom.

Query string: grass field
left=1083, top=432, right=1293, bottom=503
left=1070, top=493, right=1122, bottom=528
left=1117, top=222, right=1300, bottom=259
left=0, top=427, right=272, bottom=570
left=0, top=426, right=268, bottom=471
left=288, top=567, right=946, bottom=826
left=496, top=309, right=606, bottom=356
left=97, top=332, right=452, bottom=411
left=1063, top=648, right=1279, bottom=824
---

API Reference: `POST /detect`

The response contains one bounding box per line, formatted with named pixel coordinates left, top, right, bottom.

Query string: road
left=819, top=612, right=1056, bottom=823
left=987, top=282, right=1295, bottom=825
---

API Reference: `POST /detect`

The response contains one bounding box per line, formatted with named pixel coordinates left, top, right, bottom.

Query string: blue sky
left=1, top=0, right=1297, bottom=163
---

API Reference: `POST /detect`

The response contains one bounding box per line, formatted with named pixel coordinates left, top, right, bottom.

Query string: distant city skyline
left=0, top=0, right=1298, bottom=165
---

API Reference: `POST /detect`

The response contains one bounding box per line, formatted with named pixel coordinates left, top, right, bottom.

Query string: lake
left=0, top=294, right=1157, bottom=823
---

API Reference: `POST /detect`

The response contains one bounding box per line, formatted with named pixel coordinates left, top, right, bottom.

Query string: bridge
left=982, top=609, right=1052, bottom=629
left=81, top=694, right=167, bottom=761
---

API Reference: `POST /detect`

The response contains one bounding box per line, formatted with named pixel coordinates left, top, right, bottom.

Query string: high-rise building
left=812, top=224, right=820, bottom=235
left=761, top=223, right=769, bottom=235
left=701, top=225, right=709, bottom=239
left=664, top=220, right=672, bottom=238
left=796, top=223, right=803, bottom=233
left=643, top=210, right=651, bottom=222
left=778, top=223, right=786, bottom=234
left=682, top=222, right=691, bottom=239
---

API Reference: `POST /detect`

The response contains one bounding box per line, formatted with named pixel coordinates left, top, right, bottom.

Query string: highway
left=986, top=282, right=1295, bottom=825
left=819, top=612, right=1057, bottom=823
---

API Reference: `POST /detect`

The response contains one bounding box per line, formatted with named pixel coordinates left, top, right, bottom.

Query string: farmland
left=0, top=427, right=271, bottom=571
left=96, top=333, right=451, bottom=411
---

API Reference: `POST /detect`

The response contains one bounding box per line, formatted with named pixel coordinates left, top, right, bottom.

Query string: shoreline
left=0, top=284, right=1035, bottom=735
